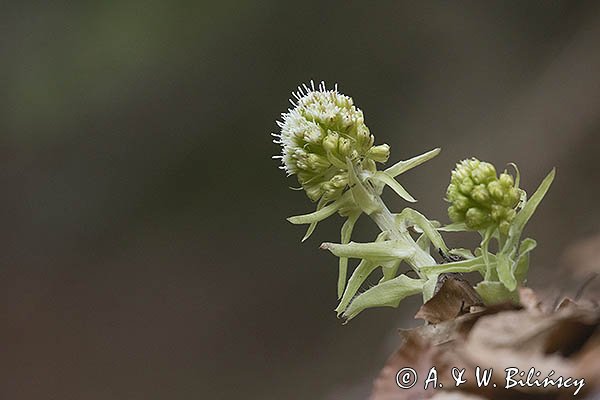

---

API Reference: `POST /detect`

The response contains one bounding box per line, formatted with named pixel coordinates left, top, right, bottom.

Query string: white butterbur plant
left=273, top=81, right=555, bottom=322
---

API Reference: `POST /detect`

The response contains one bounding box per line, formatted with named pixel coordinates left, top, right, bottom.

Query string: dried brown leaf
left=415, top=275, right=483, bottom=324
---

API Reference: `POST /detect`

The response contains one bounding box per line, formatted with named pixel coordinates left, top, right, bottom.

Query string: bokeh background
left=1, top=1, right=599, bottom=399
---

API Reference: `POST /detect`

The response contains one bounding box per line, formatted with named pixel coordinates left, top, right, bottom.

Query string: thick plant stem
left=355, top=164, right=436, bottom=278
left=369, top=204, right=435, bottom=278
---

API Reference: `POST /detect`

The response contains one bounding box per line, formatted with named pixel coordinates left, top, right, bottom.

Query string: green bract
left=274, top=81, right=555, bottom=322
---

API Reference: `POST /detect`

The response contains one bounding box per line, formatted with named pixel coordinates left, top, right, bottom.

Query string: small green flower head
left=446, top=158, right=520, bottom=234
left=274, top=81, right=390, bottom=202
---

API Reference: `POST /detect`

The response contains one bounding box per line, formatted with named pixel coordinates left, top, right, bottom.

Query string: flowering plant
left=273, top=81, right=554, bottom=321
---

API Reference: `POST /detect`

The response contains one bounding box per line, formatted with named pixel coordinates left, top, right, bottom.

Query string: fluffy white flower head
left=274, top=81, right=389, bottom=202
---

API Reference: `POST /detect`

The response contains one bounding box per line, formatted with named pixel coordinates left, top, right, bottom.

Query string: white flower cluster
left=274, top=81, right=389, bottom=202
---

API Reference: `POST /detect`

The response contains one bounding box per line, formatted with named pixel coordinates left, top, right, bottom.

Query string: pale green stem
left=356, top=164, right=436, bottom=278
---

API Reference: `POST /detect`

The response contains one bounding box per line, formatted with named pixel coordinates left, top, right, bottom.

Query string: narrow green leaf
left=396, top=208, right=449, bottom=254
left=438, top=222, right=469, bottom=232
left=419, top=256, right=489, bottom=275
left=348, top=159, right=380, bottom=214
left=372, top=172, right=416, bottom=203
left=514, top=238, right=537, bottom=284
left=502, top=168, right=555, bottom=253
left=496, top=253, right=517, bottom=291
left=384, top=148, right=441, bottom=178
left=321, top=240, right=415, bottom=260
left=337, top=212, right=361, bottom=298
left=475, top=281, right=519, bottom=305
left=335, top=259, right=379, bottom=316
left=512, top=168, right=555, bottom=231
left=342, top=275, right=425, bottom=321
left=519, top=237, right=537, bottom=255
left=480, top=227, right=494, bottom=280
left=379, top=259, right=401, bottom=284
left=301, top=197, right=327, bottom=242
left=416, top=233, right=430, bottom=251
left=287, top=192, right=351, bottom=225
left=449, top=248, right=475, bottom=260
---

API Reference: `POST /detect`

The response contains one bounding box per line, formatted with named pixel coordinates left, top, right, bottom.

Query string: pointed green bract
left=480, top=227, right=494, bottom=280
left=395, top=208, right=449, bottom=255
left=348, top=160, right=380, bottom=215
left=416, top=233, right=430, bottom=251
left=502, top=169, right=555, bottom=254
left=301, top=197, right=327, bottom=242
left=342, top=275, right=425, bottom=321
left=514, top=238, right=536, bottom=284
left=475, top=281, right=519, bottom=305
left=439, top=222, right=469, bottom=232
left=372, top=172, right=416, bottom=203
left=379, top=259, right=401, bottom=283
left=385, top=148, right=441, bottom=178
left=449, top=248, right=475, bottom=259
left=335, top=232, right=391, bottom=315
left=493, top=169, right=555, bottom=293
left=287, top=192, right=351, bottom=225
left=419, top=255, right=490, bottom=275
left=335, top=259, right=379, bottom=316
left=321, top=240, right=415, bottom=260
left=337, top=212, right=361, bottom=298
left=496, top=253, right=517, bottom=291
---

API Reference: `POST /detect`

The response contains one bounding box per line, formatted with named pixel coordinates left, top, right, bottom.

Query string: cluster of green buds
left=437, top=157, right=555, bottom=304
left=446, top=158, right=521, bottom=235
left=274, top=81, right=390, bottom=202
left=273, top=81, right=555, bottom=321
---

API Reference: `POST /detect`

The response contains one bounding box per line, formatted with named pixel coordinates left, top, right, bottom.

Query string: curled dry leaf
left=415, top=274, right=483, bottom=324
left=466, top=307, right=597, bottom=355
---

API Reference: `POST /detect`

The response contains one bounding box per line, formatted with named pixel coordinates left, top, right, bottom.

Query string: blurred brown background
left=1, top=1, right=599, bottom=399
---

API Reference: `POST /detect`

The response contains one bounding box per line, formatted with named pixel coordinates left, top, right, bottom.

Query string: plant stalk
left=357, top=165, right=437, bottom=279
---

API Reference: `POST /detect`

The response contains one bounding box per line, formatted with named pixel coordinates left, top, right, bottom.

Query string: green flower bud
left=446, top=158, right=520, bottom=234
left=471, top=184, right=489, bottom=204
left=307, top=154, right=330, bottom=171
left=366, top=144, right=390, bottom=163
left=465, top=207, right=491, bottom=230
left=487, top=180, right=504, bottom=201
left=274, top=81, right=390, bottom=202
left=322, top=132, right=339, bottom=153
left=338, top=137, right=352, bottom=158
left=458, top=177, right=474, bottom=195
left=499, top=172, right=514, bottom=187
